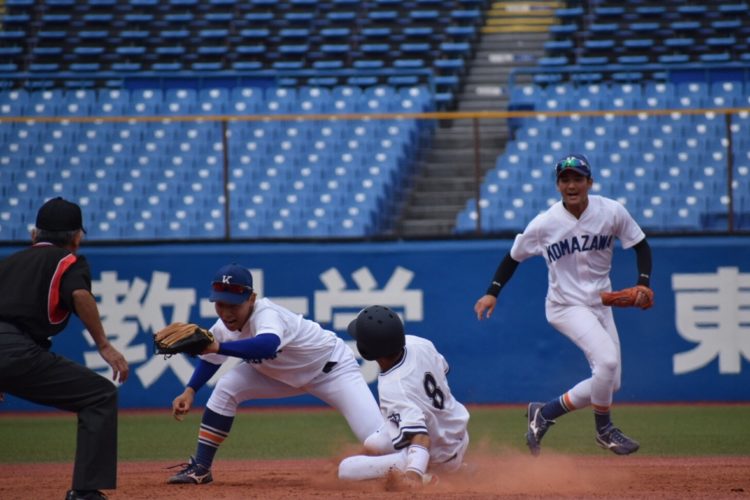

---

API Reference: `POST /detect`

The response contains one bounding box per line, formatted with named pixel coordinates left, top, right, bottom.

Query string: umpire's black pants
left=0, top=332, right=118, bottom=491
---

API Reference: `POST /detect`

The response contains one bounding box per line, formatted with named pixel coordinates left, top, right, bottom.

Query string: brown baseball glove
left=600, top=285, right=654, bottom=310
left=154, top=322, right=214, bottom=357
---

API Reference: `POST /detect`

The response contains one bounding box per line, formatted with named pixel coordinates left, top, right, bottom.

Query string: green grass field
left=1, top=404, right=748, bottom=463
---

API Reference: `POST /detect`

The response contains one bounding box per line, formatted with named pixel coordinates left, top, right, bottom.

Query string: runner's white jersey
left=200, top=297, right=338, bottom=387
left=378, top=335, right=469, bottom=464
left=510, top=195, right=645, bottom=306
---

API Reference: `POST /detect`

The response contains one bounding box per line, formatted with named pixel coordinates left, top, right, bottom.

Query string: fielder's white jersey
left=510, top=195, right=645, bottom=307
left=378, top=335, right=469, bottom=464
left=200, top=297, right=338, bottom=388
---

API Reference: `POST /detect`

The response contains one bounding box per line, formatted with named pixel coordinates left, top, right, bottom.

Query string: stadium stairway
left=395, top=1, right=557, bottom=236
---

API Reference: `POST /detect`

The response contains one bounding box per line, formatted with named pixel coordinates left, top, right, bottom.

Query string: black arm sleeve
left=633, top=238, right=652, bottom=287
left=486, top=252, right=520, bottom=296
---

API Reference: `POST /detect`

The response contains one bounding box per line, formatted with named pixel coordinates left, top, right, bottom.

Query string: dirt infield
left=3, top=453, right=749, bottom=499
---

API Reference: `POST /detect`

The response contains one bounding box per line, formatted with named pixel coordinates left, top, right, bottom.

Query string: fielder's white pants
left=545, top=301, right=621, bottom=409
left=207, top=339, right=384, bottom=442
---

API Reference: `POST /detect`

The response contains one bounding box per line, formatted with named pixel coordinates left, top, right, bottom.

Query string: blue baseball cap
left=209, top=263, right=254, bottom=304
left=555, top=153, right=592, bottom=179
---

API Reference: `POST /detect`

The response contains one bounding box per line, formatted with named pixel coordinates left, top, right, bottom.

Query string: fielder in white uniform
left=338, top=305, right=470, bottom=487
left=167, top=263, right=387, bottom=484
left=474, top=154, right=653, bottom=456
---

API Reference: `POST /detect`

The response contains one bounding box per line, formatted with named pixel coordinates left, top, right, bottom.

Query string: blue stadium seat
left=361, top=27, right=391, bottom=40
left=320, top=27, right=350, bottom=40
left=676, top=4, right=707, bottom=16
left=29, top=63, right=60, bottom=73
left=192, top=62, right=223, bottom=71
left=0, top=90, right=29, bottom=116
left=119, top=30, right=149, bottom=40
left=115, top=46, right=147, bottom=56
left=670, top=21, right=701, bottom=34
left=230, top=87, right=263, bottom=114
left=239, top=28, right=270, bottom=40
left=164, top=88, right=198, bottom=114
left=700, top=53, right=731, bottom=64
left=719, top=3, right=749, bottom=14
left=635, top=6, right=665, bottom=17
left=710, top=81, right=744, bottom=107
left=326, top=10, right=356, bottom=23
left=151, top=62, right=183, bottom=71
left=659, top=54, right=690, bottom=65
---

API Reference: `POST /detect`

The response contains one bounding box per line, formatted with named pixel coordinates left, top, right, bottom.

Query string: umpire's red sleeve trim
left=48, top=253, right=78, bottom=324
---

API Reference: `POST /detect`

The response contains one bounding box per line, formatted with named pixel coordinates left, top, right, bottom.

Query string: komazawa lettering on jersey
left=546, top=234, right=614, bottom=262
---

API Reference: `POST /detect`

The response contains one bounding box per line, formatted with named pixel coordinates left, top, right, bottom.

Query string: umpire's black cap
left=36, top=197, right=87, bottom=233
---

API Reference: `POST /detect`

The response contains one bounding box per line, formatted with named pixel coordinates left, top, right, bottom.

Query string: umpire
left=0, top=197, right=129, bottom=500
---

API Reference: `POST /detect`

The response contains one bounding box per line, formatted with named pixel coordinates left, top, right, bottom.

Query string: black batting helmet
left=347, top=305, right=405, bottom=361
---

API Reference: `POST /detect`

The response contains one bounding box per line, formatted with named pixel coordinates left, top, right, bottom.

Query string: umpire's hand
left=99, top=343, right=129, bottom=384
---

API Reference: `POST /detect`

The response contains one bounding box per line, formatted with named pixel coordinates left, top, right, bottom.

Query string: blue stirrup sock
left=541, top=393, right=573, bottom=421
left=593, top=404, right=612, bottom=434
left=194, top=408, right=235, bottom=469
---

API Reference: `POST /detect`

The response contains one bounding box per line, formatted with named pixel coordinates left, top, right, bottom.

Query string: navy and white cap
left=209, top=263, right=254, bottom=304
left=555, top=153, right=592, bottom=179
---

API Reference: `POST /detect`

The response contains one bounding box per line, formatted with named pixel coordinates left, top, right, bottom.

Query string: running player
left=338, top=305, right=469, bottom=486
left=474, top=153, right=653, bottom=456
left=167, top=263, right=388, bottom=484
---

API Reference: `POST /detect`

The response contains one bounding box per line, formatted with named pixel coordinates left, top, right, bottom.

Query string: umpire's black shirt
left=0, top=242, right=92, bottom=345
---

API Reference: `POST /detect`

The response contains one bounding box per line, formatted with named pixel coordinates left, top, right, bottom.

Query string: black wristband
left=486, top=281, right=502, bottom=297
left=637, top=273, right=650, bottom=287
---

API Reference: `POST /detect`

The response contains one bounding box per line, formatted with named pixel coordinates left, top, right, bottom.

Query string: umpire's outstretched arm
left=73, top=289, right=129, bottom=384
